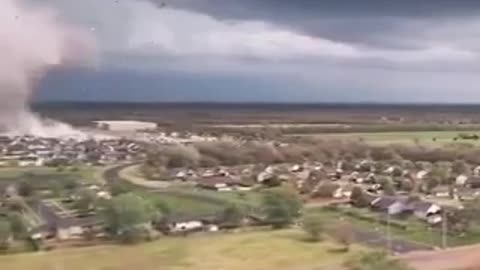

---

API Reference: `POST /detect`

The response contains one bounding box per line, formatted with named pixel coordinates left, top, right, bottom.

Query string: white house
left=456, top=174, right=469, bottom=186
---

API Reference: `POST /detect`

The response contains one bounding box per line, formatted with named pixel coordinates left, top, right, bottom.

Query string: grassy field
left=0, top=166, right=102, bottom=183
left=297, top=130, right=480, bottom=146
left=0, top=230, right=364, bottom=270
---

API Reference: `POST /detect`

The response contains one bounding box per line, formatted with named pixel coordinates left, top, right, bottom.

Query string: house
left=370, top=196, right=408, bottom=215
left=32, top=199, right=104, bottom=241
left=333, top=185, right=354, bottom=199
left=257, top=171, right=275, bottom=183
left=289, top=164, right=303, bottom=172
left=416, top=170, right=429, bottom=180
left=159, top=214, right=220, bottom=234
left=474, top=166, right=480, bottom=177
left=455, top=174, right=469, bottom=186
left=196, top=176, right=251, bottom=192
left=409, top=201, right=442, bottom=222
left=56, top=216, right=103, bottom=240
left=431, top=186, right=451, bottom=198
left=465, top=177, right=480, bottom=189
left=456, top=188, right=480, bottom=201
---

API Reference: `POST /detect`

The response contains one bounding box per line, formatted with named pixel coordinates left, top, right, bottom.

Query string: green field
left=309, top=206, right=480, bottom=247
left=299, top=130, right=480, bottom=145
left=0, top=166, right=102, bottom=183
left=0, top=230, right=364, bottom=270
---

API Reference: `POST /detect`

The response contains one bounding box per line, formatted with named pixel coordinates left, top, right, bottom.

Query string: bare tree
left=332, top=221, right=354, bottom=252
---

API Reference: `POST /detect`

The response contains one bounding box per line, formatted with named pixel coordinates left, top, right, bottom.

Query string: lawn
left=298, top=130, right=480, bottom=146
left=308, top=206, right=480, bottom=248
left=140, top=191, right=226, bottom=216
left=0, top=166, right=102, bottom=184
left=0, top=230, right=364, bottom=270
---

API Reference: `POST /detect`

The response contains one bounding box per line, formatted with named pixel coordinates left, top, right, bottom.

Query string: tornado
left=0, top=0, right=95, bottom=138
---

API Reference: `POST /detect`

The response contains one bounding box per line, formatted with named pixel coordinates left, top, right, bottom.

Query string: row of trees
left=0, top=212, right=29, bottom=251
left=142, top=137, right=480, bottom=181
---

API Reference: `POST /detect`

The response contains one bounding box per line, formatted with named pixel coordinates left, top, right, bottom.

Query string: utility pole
left=386, top=212, right=392, bottom=254
left=442, top=209, right=447, bottom=249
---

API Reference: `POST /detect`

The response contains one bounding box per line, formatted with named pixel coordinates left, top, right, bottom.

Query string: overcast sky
left=34, top=0, right=480, bottom=102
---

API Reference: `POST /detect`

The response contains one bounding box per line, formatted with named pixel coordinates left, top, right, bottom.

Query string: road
left=399, top=244, right=480, bottom=270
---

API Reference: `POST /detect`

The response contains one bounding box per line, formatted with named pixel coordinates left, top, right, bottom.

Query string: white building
left=93, top=121, right=157, bottom=132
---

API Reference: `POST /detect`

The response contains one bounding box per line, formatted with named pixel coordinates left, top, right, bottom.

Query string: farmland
left=0, top=230, right=364, bottom=270
left=294, top=130, right=480, bottom=146
left=0, top=166, right=102, bottom=183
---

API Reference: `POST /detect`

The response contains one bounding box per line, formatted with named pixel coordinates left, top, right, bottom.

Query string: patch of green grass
left=300, top=130, right=480, bottom=146
left=0, top=230, right=364, bottom=270
left=163, top=186, right=264, bottom=208
left=141, top=191, right=225, bottom=215
left=0, top=166, right=101, bottom=184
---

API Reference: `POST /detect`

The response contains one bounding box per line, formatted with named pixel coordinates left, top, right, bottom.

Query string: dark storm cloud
left=30, top=0, right=480, bottom=102
left=164, top=0, right=480, bottom=48
left=167, top=0, right=480, bottom=19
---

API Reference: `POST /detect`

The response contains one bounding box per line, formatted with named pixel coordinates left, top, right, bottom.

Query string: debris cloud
left=0, top=0, right=95, bottom=138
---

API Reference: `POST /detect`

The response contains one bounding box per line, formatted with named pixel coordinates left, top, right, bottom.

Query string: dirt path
left=118, top=164, right=171, bottom=189
left=400, top=244, right=480, bottom=270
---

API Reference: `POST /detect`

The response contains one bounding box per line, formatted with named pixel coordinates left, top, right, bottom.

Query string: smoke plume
left=0, top=0, right=95, bottom=138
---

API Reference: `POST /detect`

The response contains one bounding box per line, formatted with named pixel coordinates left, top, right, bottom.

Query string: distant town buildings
left=93, top=121, right=158, bottom=132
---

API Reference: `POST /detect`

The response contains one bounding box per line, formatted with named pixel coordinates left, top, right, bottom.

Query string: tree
left=311, top=182, right=340, bottom=198
left=332, top=221, right=354, bottom=252
left=430, top=163, right=451, bottom=185
left=262, top=188, right=302, bottom=229
left=301, top=212, right=324, bottom=241
left=345, top=251, right=412, bottom=270
left=350, top=186, right=370, bottom=208
left=17, top=180, right=34, bottom=197
left=49, top=181, right=63, bottom=197
left=110, top=181, right=130, bottom=196
left=74, top=189, right=97, bottom=212
left=424, top=177, right=440, bottom=193
left=103, top=193, right=155, bottom=243
left=163, top=145, right=200, bottom=168
left=0, top=220, right=12, bottom=250
left=221, top=204, right=244, bottom=228
left=452, top=159, right=470, bottom=175
left=8, top=213, right=28, bottom=239
left=153, top=200, right=171, bottom=216
left=379, top=177, right=395, bottom=196
left=63, top=178, right=79, bottom=190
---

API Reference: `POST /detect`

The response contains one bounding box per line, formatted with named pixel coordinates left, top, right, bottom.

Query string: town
left=2, top=117, right=480, bottom=270
left=3, top=0, right=480, bottom=268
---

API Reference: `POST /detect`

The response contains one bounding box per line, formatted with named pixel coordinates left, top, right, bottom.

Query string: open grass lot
left=0, top=230, right=364, bottom=270
left=136, top=188, right=264, bottom=217
left=296, top=130, right=480, bottom=146
left=119, top=164, right=265, bottom=215
left=140, top=191, right=225, bottom=216
left=0, top=166, right=102, bottom=183
left=309, top=206, right=480, bottom=248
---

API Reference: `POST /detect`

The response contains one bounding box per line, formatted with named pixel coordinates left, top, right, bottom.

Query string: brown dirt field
left=400, top=244, right=480, bottom=270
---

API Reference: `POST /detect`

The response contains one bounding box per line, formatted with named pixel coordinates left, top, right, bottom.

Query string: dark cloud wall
left=168, top=0, right=480, bottom=48
left=30, top=0, right=480, bottom=102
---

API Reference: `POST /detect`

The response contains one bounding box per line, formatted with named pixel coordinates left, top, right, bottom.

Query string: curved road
left=102, top=163, right=233, bottom=206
